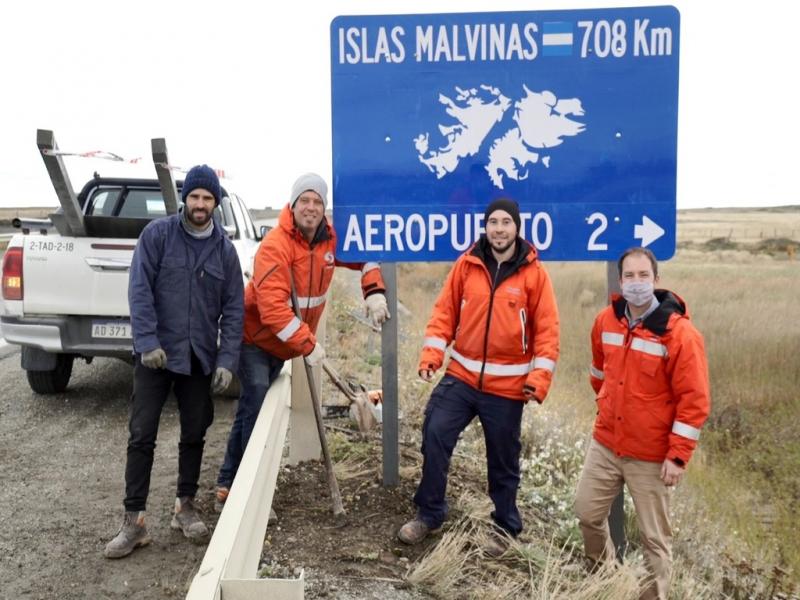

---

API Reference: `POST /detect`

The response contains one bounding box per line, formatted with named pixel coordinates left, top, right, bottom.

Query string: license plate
left=92, top=321, right=132, bottom=339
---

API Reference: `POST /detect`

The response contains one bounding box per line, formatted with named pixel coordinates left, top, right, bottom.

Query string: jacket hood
left=611, top=289, right=689, bottom=336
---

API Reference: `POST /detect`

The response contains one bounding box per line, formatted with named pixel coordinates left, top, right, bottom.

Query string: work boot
left=103, top=511, right=151, bottom=559
left=171, top=497, right=209, bottom=542
left=483, top=529, right=511, bottom=558
left=397, top=518, right=434, bottom=545
left=214, top=486, right=229, bottom=513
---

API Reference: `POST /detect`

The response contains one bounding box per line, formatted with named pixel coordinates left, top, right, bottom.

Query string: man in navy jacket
left=104, top=164, right=243, bottom=558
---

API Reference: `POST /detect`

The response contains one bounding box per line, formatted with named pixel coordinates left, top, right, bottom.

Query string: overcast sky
left=1, top=0, right=796, bottom=210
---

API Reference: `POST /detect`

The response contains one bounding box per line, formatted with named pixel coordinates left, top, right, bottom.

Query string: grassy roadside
left=325, top=240, right=799, bottom=598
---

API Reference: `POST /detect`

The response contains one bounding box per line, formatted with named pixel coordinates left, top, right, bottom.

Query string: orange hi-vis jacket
left=418, top=237, right=560, bottom=402
left=589, top=290, right=710, bottom=465
left=243, top=204, right=386, bottom=360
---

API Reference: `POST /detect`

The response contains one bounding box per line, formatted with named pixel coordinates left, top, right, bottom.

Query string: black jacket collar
left=612, top=290, right=686, bottom=336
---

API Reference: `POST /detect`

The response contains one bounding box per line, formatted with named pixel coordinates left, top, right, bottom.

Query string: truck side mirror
left=260, top=225, right=270, bottom=238
left=223, top=224, right=237, bottom=239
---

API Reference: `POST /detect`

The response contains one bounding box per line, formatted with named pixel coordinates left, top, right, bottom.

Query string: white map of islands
left=414, top=84, right=586, bottom=189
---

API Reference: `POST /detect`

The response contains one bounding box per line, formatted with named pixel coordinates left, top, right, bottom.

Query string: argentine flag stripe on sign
left=542, top=21, right=573, bottom=56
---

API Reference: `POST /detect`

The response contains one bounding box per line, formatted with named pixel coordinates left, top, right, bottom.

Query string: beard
left=489, top=237, right=515, bottom=254
left=187, top=208, right=212, bottom=228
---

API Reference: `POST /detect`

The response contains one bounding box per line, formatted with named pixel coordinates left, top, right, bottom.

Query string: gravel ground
left=0, top=353, right=237, bottom=599
left=0, top=349, right=432, bottom=599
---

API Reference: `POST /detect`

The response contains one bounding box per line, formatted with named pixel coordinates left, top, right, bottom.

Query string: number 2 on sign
left=587, top=212, right=608, bottom=251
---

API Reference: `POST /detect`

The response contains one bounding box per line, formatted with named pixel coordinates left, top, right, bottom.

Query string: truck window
left=88, top=189, right=121, bottom=216
left=235, top=195, right=258, bottom=239
left=119, top=190, right=167, bottom=219
left=230, top=196, right=251, bottom=239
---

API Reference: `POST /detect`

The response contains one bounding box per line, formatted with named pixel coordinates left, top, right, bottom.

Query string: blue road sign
left=331, top=6, right=680, bottom=262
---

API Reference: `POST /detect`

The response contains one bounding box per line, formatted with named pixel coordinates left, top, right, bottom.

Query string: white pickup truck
left=1, top=173, right=261, bottom=394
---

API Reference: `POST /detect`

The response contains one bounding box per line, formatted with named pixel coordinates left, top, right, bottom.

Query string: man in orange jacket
left=397, top=198, right=560, bottom=556
left=215, top=173, right=389, bottom=509
left=574, top=247, right=710, bottom=600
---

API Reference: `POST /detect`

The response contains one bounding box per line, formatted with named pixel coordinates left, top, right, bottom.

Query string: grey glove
left=212, top=367, right=233, bottom=394
left=304, top=342, right=326, bottom=367
left=141, top=348, right=167, bottom=369
left=365, top=293, right=391, bottom=327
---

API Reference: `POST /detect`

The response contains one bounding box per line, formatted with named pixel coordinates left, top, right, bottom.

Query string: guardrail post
left=288, top=310, right=325, bottom=465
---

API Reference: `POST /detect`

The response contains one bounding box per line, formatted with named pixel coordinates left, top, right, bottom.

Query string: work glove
left=304, top=342, right=326, bottom=367
left=212, top=367, right=233, bottom=394
left=141, top=348, right=167, bottom=369
left=365, top=293, right=391, bottom=327
left=419, top=367, right=435, bottom=382
left=523, top=384, right=540, bottom=403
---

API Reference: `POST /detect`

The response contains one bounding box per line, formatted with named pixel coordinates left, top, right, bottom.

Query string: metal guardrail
left=186, top=363, right=304, bottom=600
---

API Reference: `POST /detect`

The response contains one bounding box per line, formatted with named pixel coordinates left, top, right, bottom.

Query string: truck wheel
left=26, top=354, right=74, bottom=394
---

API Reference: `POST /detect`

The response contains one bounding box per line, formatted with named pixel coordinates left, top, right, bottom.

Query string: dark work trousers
left=124, top=352, right=214, bottom=512
left=414, top=374, right=525, bottom=536
left=217, top=343, right=285, bottom=488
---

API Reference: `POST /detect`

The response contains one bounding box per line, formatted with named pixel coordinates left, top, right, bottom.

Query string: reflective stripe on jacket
left=418, top=237, right=560, bottom=402
left=243, top=204, right=385, bottom=360
left=588, top=290, right=710, bottom=465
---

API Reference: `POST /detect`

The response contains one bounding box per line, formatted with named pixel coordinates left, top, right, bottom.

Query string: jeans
left=124, top=352, right=214, bottom=512
left=216, top=344, right=284, bottom=488
left=414, top=374, right=525, bottom=535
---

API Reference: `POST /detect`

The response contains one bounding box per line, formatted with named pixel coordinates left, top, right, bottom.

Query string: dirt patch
left=262, top=431, right=435, bottom=599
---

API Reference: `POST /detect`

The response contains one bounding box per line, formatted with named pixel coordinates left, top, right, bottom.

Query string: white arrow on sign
left=634, top=216, right=665, bottom=247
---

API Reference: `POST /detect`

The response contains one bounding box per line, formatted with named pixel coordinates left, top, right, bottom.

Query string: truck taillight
left=2, top=246, right=23, bottom=301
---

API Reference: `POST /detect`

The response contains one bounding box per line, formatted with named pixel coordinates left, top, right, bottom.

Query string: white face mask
left=622, top=281, right=655, bottom=307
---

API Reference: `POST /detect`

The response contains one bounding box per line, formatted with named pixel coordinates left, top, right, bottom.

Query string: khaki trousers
left=574, top=438, right=672, bottom=600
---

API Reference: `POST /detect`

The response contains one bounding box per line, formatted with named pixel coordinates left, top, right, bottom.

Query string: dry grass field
left=323, top=206, right=799, bottom=598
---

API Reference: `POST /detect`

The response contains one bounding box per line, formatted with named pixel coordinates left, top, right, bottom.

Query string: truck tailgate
left=22, top=236, right=134, bottom=316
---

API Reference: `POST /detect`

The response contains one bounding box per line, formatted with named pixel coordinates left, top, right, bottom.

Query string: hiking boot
left=483, top=530, right=511, bottom=558
left=171, top=497, right=209, bottom=542
left=397, top=518, right=433, bottom=545
left=214, top=486, right=229, bottom=513
left=103, top=511, right=151, bottom=559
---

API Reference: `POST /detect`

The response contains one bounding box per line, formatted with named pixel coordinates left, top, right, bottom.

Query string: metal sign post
left=380, top=263, right=399, bottom=486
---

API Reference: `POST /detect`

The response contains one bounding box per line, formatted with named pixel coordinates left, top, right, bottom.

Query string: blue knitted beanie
left=182, top=164, right=221, bottom=206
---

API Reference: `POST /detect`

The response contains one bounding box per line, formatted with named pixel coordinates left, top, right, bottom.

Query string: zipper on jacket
left=519, top=308, right=527, bottom=354
left=478, top=266, right=502, bottom=389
